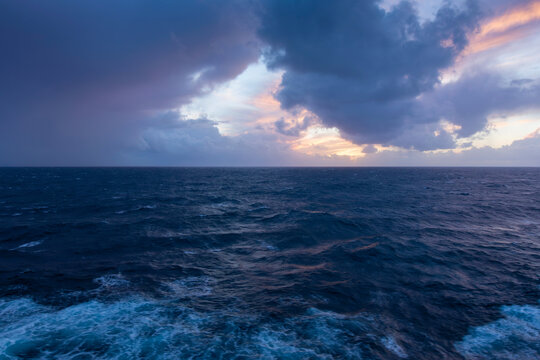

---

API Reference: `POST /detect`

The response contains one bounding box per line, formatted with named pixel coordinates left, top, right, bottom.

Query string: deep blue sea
left=1, top=168, right=539, bottom=359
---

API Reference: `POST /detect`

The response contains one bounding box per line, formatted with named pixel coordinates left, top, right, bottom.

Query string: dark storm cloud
left=257, top=0, right=482, bottom=147
left=0, top=0, right=259, bottom=165
left=257, top=0, right=540, bottom=151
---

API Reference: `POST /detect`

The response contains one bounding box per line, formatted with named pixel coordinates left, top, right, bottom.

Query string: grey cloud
left=258, top=0, right=540, bottom=152
left=257, top=0, right=481, bottom=148
left=419, top=73, right=540, bottom=138
left=130, top=113, right=313, bottom=166
left=274, top=116, right=317, bottom=137
left=1, top=0, right=538, bottom=165
left=0, top=0, right=259, bottom=165
left=362, top=144, right=378, bottom=154
left=361, top=131, right=540, bottom=166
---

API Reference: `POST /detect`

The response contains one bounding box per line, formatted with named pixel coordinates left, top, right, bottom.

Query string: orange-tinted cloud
left=480, top=2, right=540, bottom=36
left=465, top=1, right=540, bottom=55
left=524, top=127, right=540, bottom=139
left=289, top=127, right=369, bottom=159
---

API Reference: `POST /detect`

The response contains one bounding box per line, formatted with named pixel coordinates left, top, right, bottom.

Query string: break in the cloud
left=0, top=0, right=539, bottom=165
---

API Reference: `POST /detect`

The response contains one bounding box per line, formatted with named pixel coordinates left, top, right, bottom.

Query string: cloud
left=0, top=0, right=539, bottom=165
left=129, top=112, right=336, bottom=166
left=257, top=0, right=481, bottom=148
left=362, top=145, right=378, bottom=154
left=463, top=1, right=540, bottom=55
left=418, top=73, right=540, bottom=138
left=360, top=129, right=540, bottom=166
left=0, top=0, right=259, bottom=165
left=274, top=116, right=317, bottom=137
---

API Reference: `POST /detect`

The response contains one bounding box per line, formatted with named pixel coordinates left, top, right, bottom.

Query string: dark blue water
left=1, top=168, right=539, bottom=359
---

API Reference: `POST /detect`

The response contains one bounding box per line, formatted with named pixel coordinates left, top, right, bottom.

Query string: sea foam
left=455, top=302, right=540, bottom=359
left=0, top=296, right=406, bottom=359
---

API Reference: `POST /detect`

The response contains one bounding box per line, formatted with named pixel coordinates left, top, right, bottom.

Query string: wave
left=0, top=296, right=406, bottom=359
left=10, top=240, right=43, bottom=251
left=2, top=167, right=540, bottom=358
left=455, top=302, right=540, bottom=359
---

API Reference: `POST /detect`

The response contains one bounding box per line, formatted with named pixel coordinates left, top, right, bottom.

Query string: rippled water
left=1, top=168, right=539, bottom=359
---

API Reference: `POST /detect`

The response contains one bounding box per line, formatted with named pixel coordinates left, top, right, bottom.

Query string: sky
left=1, top=0, right=539, bottom=166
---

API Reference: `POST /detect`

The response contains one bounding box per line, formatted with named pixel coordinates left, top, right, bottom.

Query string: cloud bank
left=258, top=0, right=540, bottom=152
left=258, top=0, right=480, bottom=148
left=0, top=0, right=539, bottom=165
left=0, top=0, right=258, bottom=165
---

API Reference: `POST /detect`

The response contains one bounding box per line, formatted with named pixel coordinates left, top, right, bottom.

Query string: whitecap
left=0, top=297, right=217, bottom=359
left=260, top=242, right=277, bottom=251
left=11, top=240, right=43, bottom=251
left=93, top=274, right=130, bottom=289
left=163, top=276, right=214, bottom=298
left=146, top=229, right=185, bottom=238
left=0, top=296, right=400, bottom=359
left=248, top=307, right=367, bottom=359
left=455, top=302, right=540, bottom=359
left=0, top=298, right=47, bottom=328
left=381, top=336, right=408, bottom=358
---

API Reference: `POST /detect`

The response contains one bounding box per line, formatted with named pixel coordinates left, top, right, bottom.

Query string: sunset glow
left=1, top=0, right=539, bottom=166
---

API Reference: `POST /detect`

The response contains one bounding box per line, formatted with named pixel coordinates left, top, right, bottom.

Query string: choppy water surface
left=1, top=168, right=539, bottom=359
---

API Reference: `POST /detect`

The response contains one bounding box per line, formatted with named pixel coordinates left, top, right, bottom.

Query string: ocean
left=0, top=167, right=539, bottom=359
